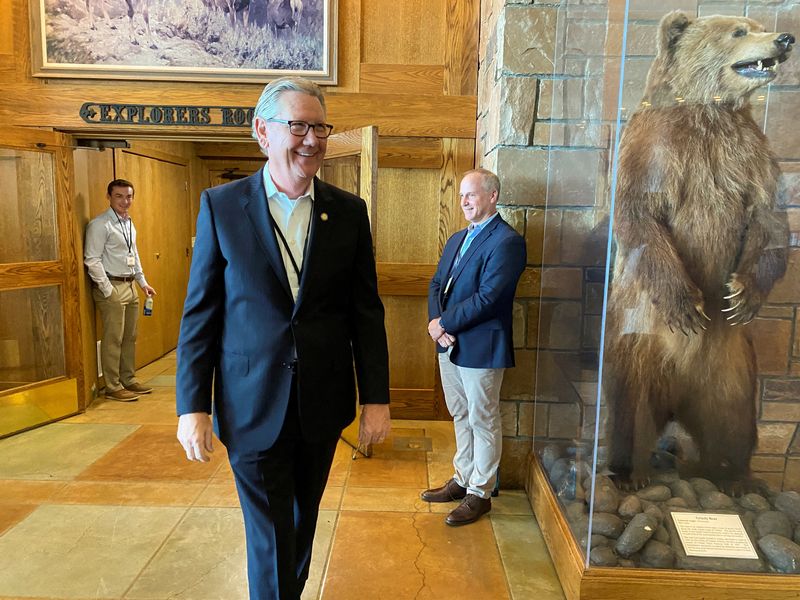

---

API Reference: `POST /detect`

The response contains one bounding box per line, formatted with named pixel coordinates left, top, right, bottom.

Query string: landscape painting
left=29, top=0, right=337, bottom=83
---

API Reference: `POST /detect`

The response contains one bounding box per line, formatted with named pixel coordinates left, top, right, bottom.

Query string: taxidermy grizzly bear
left=604, top=11, right=794, bottom=493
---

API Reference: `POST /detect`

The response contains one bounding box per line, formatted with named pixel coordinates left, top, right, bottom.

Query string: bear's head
left=642, top=12, right=794, bottom=108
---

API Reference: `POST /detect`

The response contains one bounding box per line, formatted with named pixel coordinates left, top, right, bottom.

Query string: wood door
left=114, top=150, right=192, bottom=366
left=0, top=126, right=83, bottom=437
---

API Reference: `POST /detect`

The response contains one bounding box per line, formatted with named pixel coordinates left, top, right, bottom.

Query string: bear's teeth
left=757, top=60, right=763, bottom=70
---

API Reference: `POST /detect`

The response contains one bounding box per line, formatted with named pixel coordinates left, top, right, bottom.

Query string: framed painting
left=29, top=0, right=337, bottom=84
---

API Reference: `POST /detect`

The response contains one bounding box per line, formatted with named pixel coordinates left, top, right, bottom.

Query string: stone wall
left=479, top=0, right=800, bottom=490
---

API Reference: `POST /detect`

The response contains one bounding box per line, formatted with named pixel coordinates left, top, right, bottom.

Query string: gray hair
left=251, top=76, right=327, bottom=145
left=463, top=168, right=501, bottom=197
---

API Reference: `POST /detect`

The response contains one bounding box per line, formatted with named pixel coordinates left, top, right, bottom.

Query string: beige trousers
left=438, top=348, right=505, bottom=499
left=93, top=280, right=140, bottom=392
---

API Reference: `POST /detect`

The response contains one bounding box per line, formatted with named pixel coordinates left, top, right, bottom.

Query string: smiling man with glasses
left=176, top=76, right=391, bottom=600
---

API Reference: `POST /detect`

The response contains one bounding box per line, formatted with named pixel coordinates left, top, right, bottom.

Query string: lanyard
left=268, top=204, right=313, bottom=281
left=115, top=213, right=133, bottom=253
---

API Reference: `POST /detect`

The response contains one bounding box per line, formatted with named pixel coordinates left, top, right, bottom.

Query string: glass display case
left=529, top=0, right=799, bottom=597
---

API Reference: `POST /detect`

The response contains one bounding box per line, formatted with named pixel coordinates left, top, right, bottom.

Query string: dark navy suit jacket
left=176, top=169, right=389, bottom=456
left=428, top=214, right=526, bottom=369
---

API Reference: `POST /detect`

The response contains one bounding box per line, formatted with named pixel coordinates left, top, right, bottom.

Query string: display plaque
left=671, top=512, right=759, bottom=560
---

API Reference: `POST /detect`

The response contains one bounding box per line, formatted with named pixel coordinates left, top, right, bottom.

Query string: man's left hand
left=358, top=403, right=391, bottom=446
left=428, top=317, right=446, bottom=341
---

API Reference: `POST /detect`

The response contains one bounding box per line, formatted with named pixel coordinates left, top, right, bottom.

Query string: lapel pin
left=320, top=212, right=329, bottom=221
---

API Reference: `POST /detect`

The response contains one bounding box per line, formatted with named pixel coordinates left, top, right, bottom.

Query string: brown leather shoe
left=106, top=389, right=140, bottom=402
left=123, top=382, right=153, bottom=394
left=445, top=494, right=491, bottom=526
left=420, top=478, right=467, bottom=503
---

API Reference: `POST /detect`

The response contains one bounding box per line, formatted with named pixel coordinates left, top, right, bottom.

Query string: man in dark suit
left=175, top=76, right=391, bottom=600
left=420, top=168, right=526, bottom=526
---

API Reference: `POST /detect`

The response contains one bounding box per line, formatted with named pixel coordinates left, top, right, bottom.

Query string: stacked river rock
left=541, top=444, right=800, bottom=573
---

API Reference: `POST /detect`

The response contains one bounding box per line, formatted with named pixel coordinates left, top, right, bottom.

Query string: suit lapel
left=240, top=168, right=293, bottom=301
left=293, top=177, right=331, bottom=316
left=449, top=215, right=503, bottom=282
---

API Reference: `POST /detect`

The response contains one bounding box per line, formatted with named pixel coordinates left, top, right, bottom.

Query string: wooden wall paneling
left=377, top=262, right=435, bottom=296
left=326, top=128, right=363, bottom=159
left=359, top=64, right=445, bottom=96
left=195, top=138, right=445, bottom=169
left=194, top=143, right=262, bottom=160
left=73, top=146, right=115, bottom=402
left=361, top=0, right=445, bottom=66
left=0, top=90, right=477, bottom=139
left=443, top=0, right=480, bottom=96
left=439, top=138, right=476, bottom=247
left=360, top=125, right=378, bottom=233
left=321, top=155, right=360, bottom=196
left=336, top=0, right=361, bottom=93
left=376, top=168, right=440, bottom=264
left=0, top=0, right=15, bottom=72
left=11, top=0, right=31, bottom=80
left=378, top=137, right=443, bottom=169
left=385, top=295, right=435, bottom=375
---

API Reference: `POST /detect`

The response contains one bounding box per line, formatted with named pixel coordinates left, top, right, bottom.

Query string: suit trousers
left=92, top=280, right=140, bottom=391
left=230, top=382, right=339, bottom=600
left=438, top=348, right=505, bottom=499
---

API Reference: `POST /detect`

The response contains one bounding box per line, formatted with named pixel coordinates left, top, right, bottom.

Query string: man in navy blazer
left=175, top=77, right=390, bottom=599
left=421, top=168, right=526, bottom=526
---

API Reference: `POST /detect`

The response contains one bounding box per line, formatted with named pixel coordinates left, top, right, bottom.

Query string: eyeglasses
left=266, top=118, right=334, bottom=139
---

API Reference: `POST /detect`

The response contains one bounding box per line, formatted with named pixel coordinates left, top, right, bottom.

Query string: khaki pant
left=438, top=348, right=505, bottom=499
left=93, top=280, right=140, bottom=392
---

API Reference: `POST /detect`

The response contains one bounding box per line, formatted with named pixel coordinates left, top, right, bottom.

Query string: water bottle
left=144, top=296, right=153, bottom=316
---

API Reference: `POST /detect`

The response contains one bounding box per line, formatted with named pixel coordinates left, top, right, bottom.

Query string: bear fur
left=604, top=11, right=794, bottom=492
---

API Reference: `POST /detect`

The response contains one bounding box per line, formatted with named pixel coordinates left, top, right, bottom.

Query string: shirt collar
left=468, top=211, right=498, bottom=233
left=263, top=164, right=315, bottom=202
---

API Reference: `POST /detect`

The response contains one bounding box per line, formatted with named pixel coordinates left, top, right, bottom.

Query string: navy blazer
left=428, top=214, right=526, bottom=369
left=176, top=169, right=389, bottom=456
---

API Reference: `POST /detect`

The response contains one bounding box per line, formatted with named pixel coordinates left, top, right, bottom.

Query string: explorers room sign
left=79, top=103, right=255, bottom=128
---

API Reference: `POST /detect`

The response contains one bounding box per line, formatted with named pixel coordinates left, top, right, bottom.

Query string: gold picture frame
left=29, top=0, right=337, bottom=84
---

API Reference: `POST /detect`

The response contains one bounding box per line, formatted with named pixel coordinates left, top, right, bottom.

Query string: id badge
left=126, top=254, right=135, bottom=267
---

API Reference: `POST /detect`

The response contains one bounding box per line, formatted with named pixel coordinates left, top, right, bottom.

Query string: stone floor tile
left=348, top=447, right=428, bottom=489
left=0, top=504, right=184, bottom=598
left=301, top=510, right=337, bottom=600
left=194, top=481, right=239, bottom=507
left=341, top=487, right=431, bottom=513
left=491, top=515, right=565, bottom=600
left=77, top=425, right=223, bottom=482
left=492, top=490, right=534, bottom=516
left=142, top=374, right=177, bottom=387
left=0, top=505, right=36, bottom=536
left=0, top=423, right=138, bottom=480
left=125, top=507, right=246, bottom=600
left=52, top=481, right=204, bottom=506
left=323, top=511, right=510, bottom=599
left=326, top=442, right=353, bottom=487
left=0, top=480, right=66, bottom=504
left=319, top=485, right=343, bottom=511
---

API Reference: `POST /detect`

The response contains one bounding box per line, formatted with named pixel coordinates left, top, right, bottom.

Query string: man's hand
left=358, top=404, right=391, bottom=446
left=428, top=317, right=446, bottom=342
left=177, top=412, right=214, bottom=462
left=142, top=284, right=157, bottom=297
left=436, top=333, right=456, bottom=348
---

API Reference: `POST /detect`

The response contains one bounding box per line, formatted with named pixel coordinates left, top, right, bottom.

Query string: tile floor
left=0, top=353, right=565, bottom=600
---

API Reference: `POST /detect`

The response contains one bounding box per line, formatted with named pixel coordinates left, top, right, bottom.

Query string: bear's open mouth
left=731, top=51, right=791, bottom=78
